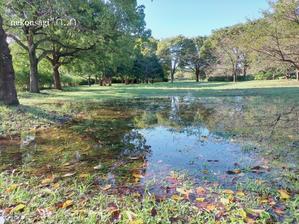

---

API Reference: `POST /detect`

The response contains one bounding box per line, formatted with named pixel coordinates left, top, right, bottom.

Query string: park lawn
left=0, top=80, right=299, bottom=223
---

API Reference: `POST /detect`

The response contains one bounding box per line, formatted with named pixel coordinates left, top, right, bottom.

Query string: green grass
left=18, top=80, right=299, bottom=105
left=0, top=80, right=299, bottom=223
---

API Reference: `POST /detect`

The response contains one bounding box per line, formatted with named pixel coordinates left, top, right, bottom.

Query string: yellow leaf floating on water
left=223, top=189, right=234, bottom=195
left=196, top=198, right=205, bottom=202
left=277, top=189, right=290, bottom=200
left=62, top=200, right=73, bottom=209
left=11, top=204, right=26, bottom=213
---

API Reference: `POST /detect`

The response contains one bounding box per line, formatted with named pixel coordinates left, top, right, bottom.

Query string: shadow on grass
left=19, top=105, right=73, bottom=124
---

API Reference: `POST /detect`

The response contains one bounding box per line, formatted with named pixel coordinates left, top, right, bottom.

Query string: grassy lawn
left=1, top=80, right=299, bottom=223
left=18, top=80, right=299, bottom=104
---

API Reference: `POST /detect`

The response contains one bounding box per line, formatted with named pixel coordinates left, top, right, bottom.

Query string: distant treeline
left=0, top=0, right=298, bottom=103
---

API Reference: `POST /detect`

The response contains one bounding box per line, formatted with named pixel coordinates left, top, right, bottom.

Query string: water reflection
left=0, top=96, right=298, bottom=190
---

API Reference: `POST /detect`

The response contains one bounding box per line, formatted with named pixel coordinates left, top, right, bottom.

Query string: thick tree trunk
left=0, top=16, right=19, bottom=105
left=195, top=67, right=200, bottom=82
left=27, top=32, right=39, bottom=93
left=52, top=64, right=62, bottom=90
left=296, top=68, right=299, bottom=81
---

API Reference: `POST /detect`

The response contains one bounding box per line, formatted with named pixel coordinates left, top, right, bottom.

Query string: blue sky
left=137, top=0, right=269, bottom=39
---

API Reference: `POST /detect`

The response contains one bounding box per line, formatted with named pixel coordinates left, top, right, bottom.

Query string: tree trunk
left=243, top=66, right=247, bottom=77
left=233, top=70, right=237, bottom=82
left=195, top=67, right=200, bottom=82
left=52, top=63, right=62, bottom=90
left=0, top=15, right=19, bottom=105
left=296, top=68, right=299, bottom=81
left=88, top=75, right=91, bottom=86
left=27, top=32, right=39, bottom=93
left=170, top=70, right=174, bottom=83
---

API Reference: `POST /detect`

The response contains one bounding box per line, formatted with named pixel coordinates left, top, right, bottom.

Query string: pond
left=1, top=96, right=298, bottom=194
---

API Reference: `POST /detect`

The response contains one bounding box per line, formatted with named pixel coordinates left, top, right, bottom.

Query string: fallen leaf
left=5, top=184, right=19, bottom=193
left=94, top=164, right=103, bottom=170
left=172, top=195, right=184, bottom=201
left=36, top=208, right=53, bottom=218
left=128, top=156, right=140, bottom=160
left=236, top=191, right=245, bottom=197
left=11, top=204, right=26, bottom=213
left=41, top=177, right=54, bottom=185
left=126, top=210, right=137, bottom=221
left=107, top=203, right=120, bottom=221
left=176, top=187, right=188, bottom=195
left=52, top=183, right=60, bottom=189
left=223, top=189, right=234, bottom=195
left=196, top=187, right=206, bottom=194
left=274, top=208, right=285, bottom=215
left=79, top=173, right=89, bottom=178
left=196, top=198, right=205, bottom=202
left=277, top=189, right=290, bottom=200
left=101, top=184, right=112, bottom=191
left=226, top=169, right=242, bottom=175
left=205, top=204, right=216, bottom=212
left=62, top=172, right=76, bottom=178
left=244, top=217, right=255, bottom=224
left=133, top=173, right=144, bottom=179
left=247, top=208, right=265, bottom=216
left=62, top=200, right=73, bottom=209
left=238, top=209, right=247, bottom=219
left=130, top=219, right=143, bottom=224
left=220, top=198, right=230, bottom=205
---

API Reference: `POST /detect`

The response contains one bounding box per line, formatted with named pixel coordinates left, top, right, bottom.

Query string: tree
left=3, top=0, right=63, bottom=92
left=246, top=0, right=299, bottom=81
left=180, top=36, right=208, bottom=82
left=209, top=26, right=248, bottom=82
left=0, top=15, right=19, bottom=105
left=157, top=36, right=185, bottom=83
